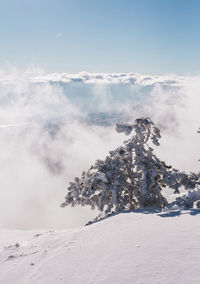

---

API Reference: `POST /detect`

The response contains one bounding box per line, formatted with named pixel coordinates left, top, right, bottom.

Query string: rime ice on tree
left=61, top=118, right=199, bottom=216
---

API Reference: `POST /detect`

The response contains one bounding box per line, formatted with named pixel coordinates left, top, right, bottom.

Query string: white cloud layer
left=0, top=69, right=199, bottom=229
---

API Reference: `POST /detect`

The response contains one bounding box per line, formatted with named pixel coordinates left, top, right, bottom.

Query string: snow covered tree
left=61, top=117, right=199, bottom=217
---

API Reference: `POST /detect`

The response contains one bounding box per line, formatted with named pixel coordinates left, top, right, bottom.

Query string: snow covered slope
left=0, top=210, right=200, bottom=284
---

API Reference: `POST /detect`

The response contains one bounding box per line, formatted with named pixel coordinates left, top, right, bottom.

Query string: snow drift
left=0, top=210, right=200, bottom=284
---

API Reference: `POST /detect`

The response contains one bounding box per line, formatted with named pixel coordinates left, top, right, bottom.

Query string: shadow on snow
left=85, top=208, right=200, bottom=226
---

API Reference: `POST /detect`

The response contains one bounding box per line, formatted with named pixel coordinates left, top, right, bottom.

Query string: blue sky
left=0, top=0, right=200, bottom=74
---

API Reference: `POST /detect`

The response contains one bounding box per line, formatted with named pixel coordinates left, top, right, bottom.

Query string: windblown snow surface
left=0, top=70, right=200, bottom=283
left=0, top=210, right=200, bottom=284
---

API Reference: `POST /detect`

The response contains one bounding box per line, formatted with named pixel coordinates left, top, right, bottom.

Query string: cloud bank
left=0, top=69, right=199, bottom=229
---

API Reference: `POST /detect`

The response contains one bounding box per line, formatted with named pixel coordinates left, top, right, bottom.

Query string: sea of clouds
left=0, top=68, right=199, bottom=229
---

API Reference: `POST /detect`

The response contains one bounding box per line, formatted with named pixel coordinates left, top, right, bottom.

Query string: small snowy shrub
left=175, top=190, right=200, bottom=209
left=61, top=118, right=199, bottom=217
left=196, top=200, right=200, bottom=208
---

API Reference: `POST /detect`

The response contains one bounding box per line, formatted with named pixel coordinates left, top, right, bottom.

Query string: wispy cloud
left=0, top=69, right=199, bottom=229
